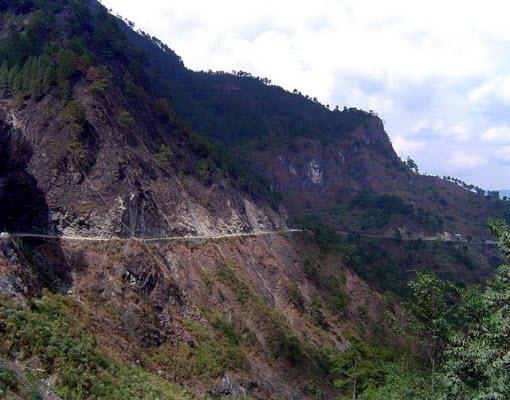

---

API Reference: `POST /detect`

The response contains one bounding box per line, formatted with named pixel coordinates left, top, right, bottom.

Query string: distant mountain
left=500, top=190, right=510, bottom=199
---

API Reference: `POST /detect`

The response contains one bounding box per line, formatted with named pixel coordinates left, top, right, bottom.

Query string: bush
left=154, top=144, right=172, bottom=169
left=0, top=365, right=19, bottom=395
left=116, top=110, right=134, bottom=127
left=86, top=65, right=111, bottom=94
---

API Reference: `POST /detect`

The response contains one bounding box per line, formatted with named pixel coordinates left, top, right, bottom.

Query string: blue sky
left=101, top=0, right=509, bottom=189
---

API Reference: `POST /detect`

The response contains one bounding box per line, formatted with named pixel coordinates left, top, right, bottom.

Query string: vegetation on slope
left=0, top=291, right=192, bottom=400
left=348, top=220, right=510, bottom=399
left=0, top=0, right=278, bottom=203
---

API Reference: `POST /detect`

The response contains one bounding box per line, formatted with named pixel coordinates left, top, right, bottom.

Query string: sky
left=101, top=0, right=510, bottom=189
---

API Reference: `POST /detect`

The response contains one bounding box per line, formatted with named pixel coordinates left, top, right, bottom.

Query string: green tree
left=406, top=157, right=419, bottom=174
left=438, top=220, right=510, bottom=399
left=86, top=65, right=112, bottom=94
left=332, top=338, right=395, bottom=399
left=398, top=272, right=452, bottom=394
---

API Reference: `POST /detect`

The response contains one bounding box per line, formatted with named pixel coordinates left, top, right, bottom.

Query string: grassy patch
left=148, top=317, right=245, bottom=380
left=0, top=292, right=192, bottom=400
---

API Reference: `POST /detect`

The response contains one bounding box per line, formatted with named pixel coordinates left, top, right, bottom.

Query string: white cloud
left=495, top=146, right=510, bottom=163
left=481, top=126, right=510, bottom=143
left=392, top=135, right=425, bottom=154
left=100, top=0, right=510, bottom=188
left=447, top=151, right=486, bottom=169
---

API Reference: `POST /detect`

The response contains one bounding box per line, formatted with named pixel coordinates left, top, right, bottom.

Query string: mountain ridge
left=0, top=1, right=508, bottom=399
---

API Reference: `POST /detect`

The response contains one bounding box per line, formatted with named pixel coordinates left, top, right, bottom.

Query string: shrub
left=86, top=65, right=111, bottom=94
left=154, top=144, right=172, bottom=169
left=116, top=110, right=134, bottom=127
left=288, top=282, right=305, bottom=311
left=0, top=365, right=19, bottom=395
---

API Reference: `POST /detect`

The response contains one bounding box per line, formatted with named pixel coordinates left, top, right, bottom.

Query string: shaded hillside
left=116, top=10, right=509, bottom=290
left=0, top=0, right=283, bottom=238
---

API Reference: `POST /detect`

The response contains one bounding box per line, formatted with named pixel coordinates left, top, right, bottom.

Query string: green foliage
left=216, top=263, right=312, bottom=366
left=149, top=319, right=245, bottom=380
left=123, top=71, right=140, bottom=99
left=188, top=132, right=279, bottom=201
left=331, top=338, right=399, bottom=399
left=273, top=333, right=306, bottom=365
left=86, top=65, right=112, bottom=94
left=357, top=362, right=431, bottom=400
left=307, top=382, right=323, bottom=400
left=154, top=144, right=173, bottom=169
left=401, top=272, right=453, bottom=390
left=298, top=221, right=345, bottom=253
left=369, top=222, right=510, bottom=399
left=211, top=314, right=240, bottom=345
left=154, top=97, right=174, bottom=123
left=350, top=191, right=412, bottom=216
left=116, top=110, right=135, bottom=127
left=184, top=320, right=245, bottom=378
left=0, top=45, right=84, bottom=100
left=324, top=276, right=349, bottom=315
left=406, top=157, right=419, bottom=174
left=0, top=292, right=191, bottom=400
left=0, top=365, right=19, bottom=396
left=438, top=263, right=510, bottom=399
left=288, top=282, right=305, bottom=311
left=489, top=218, right=510, bottom=259
left=61, top=101, right=87, bottom=159
left=217, top=264, right=253, bottom=306
left=61, top=101, right=86, bottom=130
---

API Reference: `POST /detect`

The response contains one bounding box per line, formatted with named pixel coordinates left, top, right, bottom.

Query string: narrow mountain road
left=2, top=229, right=303, bottom=242
left=1, top=229, right=496, bottom=245
left=334, top=230, right=497, bottom=245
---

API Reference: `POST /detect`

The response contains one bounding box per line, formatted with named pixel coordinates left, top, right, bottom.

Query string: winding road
left=0, top=229, right=496, bottom=245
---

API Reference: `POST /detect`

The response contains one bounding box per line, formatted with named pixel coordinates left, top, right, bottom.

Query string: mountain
left=500, top=190, right=510, bottom=199
left=116, top=11, right=509, bottom=293
left=0, top=1, right=508, bottom=399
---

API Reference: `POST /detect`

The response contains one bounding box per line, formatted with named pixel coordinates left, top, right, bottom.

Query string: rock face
left=0, top=86, right=283, bottom=239
left=118, top=23, right=509, bottom=238
left=0, top=234, right=38, bottom=301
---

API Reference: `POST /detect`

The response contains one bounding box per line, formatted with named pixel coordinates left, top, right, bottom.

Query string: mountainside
left=0, top=0, right=286, bottom=238
left=113, top=10, right=509, bottom=292
left=0, top=1, right=508, bottom=399
left=119, top=22, right=509, bottom=239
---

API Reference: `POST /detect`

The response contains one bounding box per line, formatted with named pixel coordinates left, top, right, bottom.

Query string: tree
left=332, top=338, right=395, bottom=399
left=398, top=272, right=452, bottom=394
left=86, top=65, right=111, bottom=94
left=406, top=157, right=419, bottom=174
left=438, top=221, right=510, bottom=399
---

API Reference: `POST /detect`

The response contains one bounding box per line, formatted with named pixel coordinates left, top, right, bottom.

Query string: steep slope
left=114, top=12, right=509, bottom=291
left=0, top=231, right=399, bottom=399
left=0, top=0, right=282, bottom=238
left=0, top=2, right=401, bottom=399
left=0, top=1, right=506, bottom=399
left=118, top=19, right=508, bottom=240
